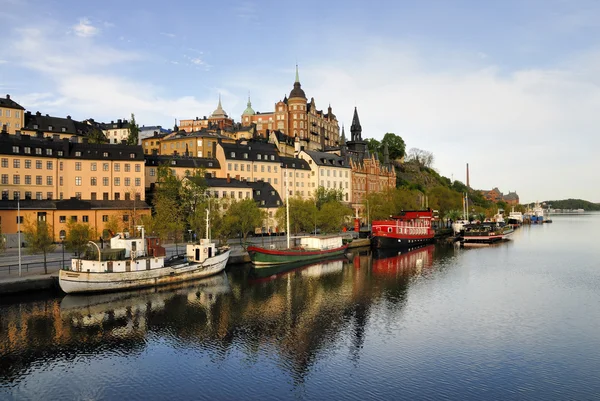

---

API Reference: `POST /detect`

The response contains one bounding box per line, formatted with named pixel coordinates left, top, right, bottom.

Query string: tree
left=104, top=214, right=121, bottom=238
left=364, top=190, right=395, bottom=221
left=314, top=187, right=344, bottom=210
left=153, top=191, right=185, bottom=252
left=275, top=196, right=318, bottom=235
left=127, top=113, right=140, bottom=145
left=366, top=138, right=382, bottom=160
left=23, top=219, right=56, bottom=274
left=65, top=221, right=94, bottom=257
left=87, top=127, right=108, bottom=144
left=225, top=198, right=266, bottom=245
left=406, top=148, right=435, bottom=168
left=318, top=201, right=353, bottom=233
left=428, top=186, right=462, bottom=220
left=381, top=133, right=406, bottom=161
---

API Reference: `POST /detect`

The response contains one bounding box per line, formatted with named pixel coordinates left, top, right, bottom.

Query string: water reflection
left=0, top=244, right=462, bottom=397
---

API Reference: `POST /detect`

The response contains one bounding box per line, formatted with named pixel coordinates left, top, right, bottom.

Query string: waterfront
left=1, top=214, right=600, bottom=400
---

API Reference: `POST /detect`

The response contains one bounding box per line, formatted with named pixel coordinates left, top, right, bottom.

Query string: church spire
left=295, top=64, right=300, bottom=83
left=340, top=124, right=346, bottom=144
left=350, top=107, right=362, bottom=141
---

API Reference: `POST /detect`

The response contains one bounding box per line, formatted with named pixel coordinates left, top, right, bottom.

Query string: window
left=228, top=163, right=232, bottom=171
left=59, top=216, right=66, bottom=223
left=253, top=165, right=257, bottom=172
left=46, top=149, right=52, bottom=156
left=24, top=147, right=31, bottom=154
left=0, top=174, right=7, bottom=184
left=12, top=146, right=19, bottom=153
left=114, top=177, right=120, bottom=186
left=13, top=175, right=20, bottom=184
left=46, top=161, right=53, bottom=170
left=150, top=168, right=156, bottom=176
left=82, top=215, right=89, bottom=223
left=114, top=192, right=120, bottom=200
left=59, top=176, right=63, bottom=186
left=58, top=161, right=62, bottom=171
left=74, top=176, right=81, bottom=186
left=125, top=192, right=131, bottom=200
left=114, top=163, right=120, bottom=172
left=135, top=164, right=141, bottom=172
left=13, top=159, right=20, bottom=168
left=25, top=175, right=31, bottom=185
left=230, top=151, right=236, bottom=157
left=243, top=153, right=248, bottom=159
left=36, top=160, right=42, bottom=169
left=47, top=192, right=53, bottom=200
left=91, top=162, right=97, bottom=171
left=130, top=153, right=136, bottom=159
left=91, top=192, right=96, bottom=200
left=75, top=162, right=82, bottom=171
left=47, top=176, right=52, bottom=185
left=102, top=215, right=108, bottom=222
left=103, top=152, right=108, bottom=158
left=91, top=177, right=97, bottom=186
left=270, top=155, right=275, bottom=161
left=103, top=192, right=109, bottom=200
left=71, top=216, right=78, bottom=222
left=1, top=158, right=6, bottom=168
left=75, top=151, right=81, bottom=157
left=123, top=214, right=129, bottom=222
left=125, top=164, right=130, bottom=172
left=135, top=178, right=141, bottom=186
left=58, top=150, right=63, bottom=156
left=13, top=191, right=20, bottom=200
left=36, top=192, right=42, bottom=200
left=1, top=190, right=7, bottom=200
left=103, top=163, right=109, bottom=171
left=124, top=177, right=130, bottom=186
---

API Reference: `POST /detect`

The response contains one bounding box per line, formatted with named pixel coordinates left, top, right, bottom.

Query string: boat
left=247, top=170, right=347, bottom=267
left=250, top=256, right=346, bottom=281
left=452, top=219, right=470, bottom=235
left=59, top=212, right=231, bottom=294
left=370, top=209, right=435, bottom=250
left=507, top=207, right=523, bottom=227
left=531, top=202, right=544, bottom=224
left=462, top=222, right=514, bottom=244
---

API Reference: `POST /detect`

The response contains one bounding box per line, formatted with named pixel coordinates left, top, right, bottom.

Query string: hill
left=543, top=199, right=600, bottom=211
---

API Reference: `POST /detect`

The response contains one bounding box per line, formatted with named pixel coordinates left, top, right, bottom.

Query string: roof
left=0, top=199, right=151, bottom=210
left=145, top=155, right=220, bottom=169
left=0, top=95, right=25, bottom=110
left=279, top=156, right=310, bottom=170
left=23, top=112, right=96, bottom=136
left=162, top=130, right=230, bottom=141
left=303, top=150, right=350, bottom=168
left=289, top=65, right=306, bottom=99
left=187, top=176, right=283, bottom=208
left=220, top=140, right=281, bottom=162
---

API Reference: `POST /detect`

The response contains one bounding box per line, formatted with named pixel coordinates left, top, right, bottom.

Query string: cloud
left=160, top=32, right=176, bottom=38
left=0, top=59, right=7, bottom=64
left=233, top=1, right=258, bottom=21
left=183, top=55, right=210, bottom=70
left=73, top=18, right=99, bottom=38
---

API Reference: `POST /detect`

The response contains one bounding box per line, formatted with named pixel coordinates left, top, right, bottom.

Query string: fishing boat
left=247, top=171, right=347, bottom=267
left=462, top=222, right=514, bottom=244
left=59, top=211, right=230, bottom=294
left=370, top=209, right=435, bottom=250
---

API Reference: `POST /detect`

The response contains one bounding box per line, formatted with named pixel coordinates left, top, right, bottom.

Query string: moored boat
left=59, top=221, right=230, bottom=294
left=462, top=223, right=514, bottom=244
left=248, top=236, right=348, bottom=267
left=371, top=209, right=435, bottom=250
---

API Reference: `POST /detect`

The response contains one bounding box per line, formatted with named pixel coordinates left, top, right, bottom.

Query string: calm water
left=2, top=214, right=600, bottom=400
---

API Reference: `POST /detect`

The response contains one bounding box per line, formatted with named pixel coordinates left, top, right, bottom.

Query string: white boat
left=452, top=219, right=470, bottom=235
left=59, top=213, right=230, bottom=294
left=507, top=207, right=523, bottom=225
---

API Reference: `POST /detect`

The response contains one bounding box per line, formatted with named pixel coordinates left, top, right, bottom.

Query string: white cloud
left=160, top=32, right=176, bottom=38
left=73, top=18, right=99, bottom=38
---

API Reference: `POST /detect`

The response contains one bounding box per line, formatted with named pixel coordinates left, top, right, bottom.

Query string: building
left=297, top=149, right=352, bottom=203
left=0, top=95, right=25, bottom=134
left=141, top=131, right=173, bottom=155
left=279, top=155, right=313, bottom=199
left=139, top=125, right=170, bottom=142
left=95, top=119, right=131, bottom=144
left=480, top=188, right=520, bottom=205
left=0, top=132, right=146, bottom=203
left=22, top=112, right=97, bottom=141
left=145, top=154, right=220, bottom=190
left=241, top=67, right=340, bottom=150
left=0, top=198, right=150, bottom=243
left=179, top=96, right=234, bottom=133
left=343, top=108, right=396, bottom=214
left=153, top=130, right=235, bottom=158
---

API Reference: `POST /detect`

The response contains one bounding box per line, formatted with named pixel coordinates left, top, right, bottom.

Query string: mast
left=18, top=195, right=21, bottom=277
left=206, top=208, right=210, bottom=241
left=286, top=168, right=290, bottom=249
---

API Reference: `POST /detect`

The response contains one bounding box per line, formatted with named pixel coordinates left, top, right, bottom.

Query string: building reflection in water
left=0, top=245, right=451, bottom=387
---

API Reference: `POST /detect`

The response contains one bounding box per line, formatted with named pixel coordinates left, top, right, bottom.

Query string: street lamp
left=59, top=234, right=66, bottom=269
left=188, top=229, right=192, bottom=243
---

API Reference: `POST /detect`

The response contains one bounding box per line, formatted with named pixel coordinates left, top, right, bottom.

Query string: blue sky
left=2, top=0, right=599, bottom=202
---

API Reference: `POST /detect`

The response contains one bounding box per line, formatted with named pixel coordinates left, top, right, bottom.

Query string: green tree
left=65, top=221, right=94, bottom=257
left=23, top=219, right=56, bottom=274
left=428, top=186, right=463, bottom=220
left=87, top=127, right=108, bottom=144
left=318, top=201, right=353, bottom=233
left=275, top=196, right=318, bottom=235
left=104, top=214, right=121, bottom=238
left=314, top=186, right=344, bottom=209
left=364, top=190, right=395, bottom=221
left=127, top=113, right=140, bottom=145
left=381, top=133, right=406, bottom=161
left=366, top=138, right=382, bottom=160
left=225, top=198, right=266, bottom=245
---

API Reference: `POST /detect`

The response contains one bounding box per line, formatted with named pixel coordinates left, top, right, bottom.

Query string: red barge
left=371, top=209, right=435, bottom=250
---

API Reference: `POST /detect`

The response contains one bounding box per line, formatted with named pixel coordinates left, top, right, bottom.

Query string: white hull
left=59, top=250, right=230, bottom=294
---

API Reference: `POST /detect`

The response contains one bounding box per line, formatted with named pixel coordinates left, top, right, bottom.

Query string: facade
left=139, top=125, right=170, bottom=142
left=96, top=119, right=130, bottom=144
left=0, top=95, right=25, bottom=134
left=0, top=199, right=150, bottom=242
left=179, top=97, right=234, bottom=133
left=280, top=156, right=313, bottom=199
left=241, top=67, right=340, bottom=151
left=0, top=132, right=145, bottom=203
left=343, top=108, right=396, bottom=214
left=480, top=188, right=520, bottom=205
left=145, top=155, right=220, bottom=189
left=297, top=149, right=352, bottom=203
left=152, top=130, right=234, bottom=157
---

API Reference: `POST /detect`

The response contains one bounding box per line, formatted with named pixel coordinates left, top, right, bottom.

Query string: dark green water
left=1, top=213, right=599, bottom=400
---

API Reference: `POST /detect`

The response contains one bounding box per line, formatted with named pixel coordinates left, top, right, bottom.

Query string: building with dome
left=241, top=66, right=340, bottom=151
left=179, top=96, right=234, bottom=133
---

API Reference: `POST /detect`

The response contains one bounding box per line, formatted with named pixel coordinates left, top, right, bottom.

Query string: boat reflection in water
left=371, top=245, right=435, bottom=277
left=60, top=272, right=231, bottom=327
left=250, top=257, right=346, bottom=282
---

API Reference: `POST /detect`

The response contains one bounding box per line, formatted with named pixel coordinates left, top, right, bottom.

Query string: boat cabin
left=372, top=209, right=434, bottom=235
left=186, top=239, right=217, bottom=264
left=300, top=236, right=343, bottom=251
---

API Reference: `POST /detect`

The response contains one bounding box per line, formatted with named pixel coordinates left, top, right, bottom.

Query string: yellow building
left=179, top=97, right=234, bottom=133
left=0, top=95, right=25, bottom=134
left=241, top=67, right=340, bottom=151
left=144, top=155, right=220, bottom=190
left=21, top=111, right=97, bottom=140
left=156, top=130, right=235, bottom=158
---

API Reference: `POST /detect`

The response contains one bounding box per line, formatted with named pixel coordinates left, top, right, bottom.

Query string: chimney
left=235, top=175, right=240, bottom=181
left=226, top=174, right=231, bottom=183
left=1, top=124, right=7, bottom=133
left=466, top=163, right=470, bottom=189
left=36, top=111, right=41, bottom=116
left=6, top=94, right=10, bottom=100
left=67, top=115, right=71, bottom=120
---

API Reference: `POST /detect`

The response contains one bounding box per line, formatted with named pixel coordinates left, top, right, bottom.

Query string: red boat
left=371, top=209, right=435, bottom=250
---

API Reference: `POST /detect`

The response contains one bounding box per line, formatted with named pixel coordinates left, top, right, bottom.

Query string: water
left=2, top=214, right=600, bottom=400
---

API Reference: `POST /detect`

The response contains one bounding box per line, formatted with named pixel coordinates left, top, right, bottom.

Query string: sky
left=1, top=0, right=599, bottom=203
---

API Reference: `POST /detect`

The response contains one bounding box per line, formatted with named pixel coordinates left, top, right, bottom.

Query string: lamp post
left=60, top=234, right=65, bottom=269
left=188, top=229, right=192, bottom=243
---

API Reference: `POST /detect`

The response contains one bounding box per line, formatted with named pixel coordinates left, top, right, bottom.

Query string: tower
left=350, top=107, right=362, bottom=142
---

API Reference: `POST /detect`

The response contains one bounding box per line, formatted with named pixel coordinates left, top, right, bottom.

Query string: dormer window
left=61, top=127, right=66, bottom=132
left=129, top=153, right=136, bottom=159
left=257, top=154, right=261, bottom=160
left=24, top=147, right=31, bottom=154
left=292, top=163, right=295, bottom=168
left=36, top=148, right=42, bottom=155
left=46, top=149, right=52, bottom=156
left=171, top=160, right=176, bottom=165
left=48, top=126, right=53, bottom=131
left=243, top=153, right=248, bottom=159
left=75, top=151, right=81, bottom=157
left=270, top=190, right=275, bottom=195
left=261, top=200, right=265, bottom=206
left=33, top=124, right=38, bottom=129
left=270, top=155, right=275, bottom=160
left=230, top=152, right=236, bottom=157
left=256, top=190, right=261, bottom=195
left=208, top=162, right=213, bottom=167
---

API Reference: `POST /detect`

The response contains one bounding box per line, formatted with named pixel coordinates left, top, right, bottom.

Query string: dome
left=288, top=65, right=306, bottom=99
left=242, top=96, right=255, bottom=116
left=210, top=95, right=228, bottom=118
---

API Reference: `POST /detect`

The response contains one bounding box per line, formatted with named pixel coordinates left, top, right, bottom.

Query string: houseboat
left=59, top=224, right=230, bottom=294
left=248, top=236, right=348, bottom=267
left=462, top=223, right=514, bottom=244
left=371, top=209, right=435, bottom=250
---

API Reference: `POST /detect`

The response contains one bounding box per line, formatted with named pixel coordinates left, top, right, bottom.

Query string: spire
left=295, top=64, right=300, bottom=83
left=218, top=93, right=222, bottom=109
left=242, top=93, right=255, bottom=116
left=340, top=124, right=346, bottom=145
left=211, top=94, right=228, bottom=118
left=350, top=107, right=362, bottom=141
left=383, top=141, right=390, bottom=165
left=289, top=64, right=306, bottom=99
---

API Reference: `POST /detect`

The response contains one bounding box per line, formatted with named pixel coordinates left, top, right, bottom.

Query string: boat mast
left=286, top=167, right=290, bottom=249
left=206, top=207, right=210, bottom=241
